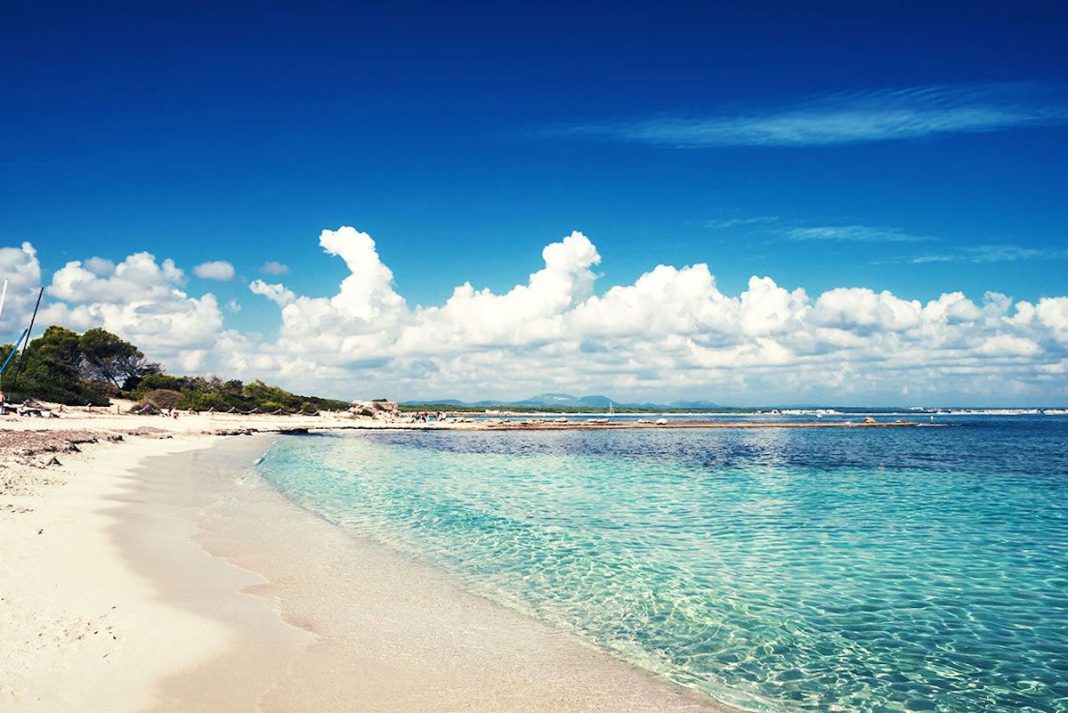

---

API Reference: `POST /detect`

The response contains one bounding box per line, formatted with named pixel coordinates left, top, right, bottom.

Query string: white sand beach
left=0, top=414, right=732, bottom=712
left=0, top=429, right=229, bottom=712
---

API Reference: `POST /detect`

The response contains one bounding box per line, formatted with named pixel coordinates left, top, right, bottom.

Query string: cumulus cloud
left=0, top=242, right=43, bottom=332
left=249, top=279, right=295, bottom=307
left=83, top=257, right=116, bottom=276
left=259, top=261, right=290, bottom=276
left=237, top=226, right=1068, bottom=403
left=193, top=260, right=236, bottom=281
left=4, top=226, right=1068, bottom=404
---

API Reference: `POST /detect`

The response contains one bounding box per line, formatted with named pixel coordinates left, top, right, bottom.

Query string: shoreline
left=133, top=434, right=735, bottom=712
left=0, top=406, right=936, bottom=439
left=115, top=435, right=315, bottom=712
left=1, top=422, right=738, bottom=712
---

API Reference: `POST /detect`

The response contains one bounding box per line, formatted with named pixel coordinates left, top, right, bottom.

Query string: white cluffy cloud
left=249, top=279, right=295, bottom=307
left=259, top=261, right=290, bottom=276
left=0, top=242, right=43, bottom=332
left=2, top=226, right=1067, bottom=404
left=236, top=226, right=1068, bottom=403
left=193, top=260, right=236, bottom=281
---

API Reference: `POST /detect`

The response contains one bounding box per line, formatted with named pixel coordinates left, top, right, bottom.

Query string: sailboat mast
left=0, top=329, right=28, bottom=382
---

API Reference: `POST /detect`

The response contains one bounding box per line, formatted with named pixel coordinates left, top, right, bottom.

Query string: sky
left=1, top=0, right=1067, bottom=405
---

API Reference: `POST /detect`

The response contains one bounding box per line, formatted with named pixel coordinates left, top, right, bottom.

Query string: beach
left=4, top=410, right=1061, bottom=712
left=0, top=414, right=730, bottom=712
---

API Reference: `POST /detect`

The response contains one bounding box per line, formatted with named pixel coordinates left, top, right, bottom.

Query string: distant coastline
left=400, top=403, right=1068, bottom=416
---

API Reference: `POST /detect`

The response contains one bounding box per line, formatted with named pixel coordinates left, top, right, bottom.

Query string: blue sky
left=2, top=1, right=1067, bottom=403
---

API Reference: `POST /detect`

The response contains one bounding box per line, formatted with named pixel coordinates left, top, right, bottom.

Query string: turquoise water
left=255, top=419, right=1068, bottom=712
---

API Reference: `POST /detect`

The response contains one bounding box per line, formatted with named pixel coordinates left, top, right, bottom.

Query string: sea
left=254, top=414, right=1068, bottom=713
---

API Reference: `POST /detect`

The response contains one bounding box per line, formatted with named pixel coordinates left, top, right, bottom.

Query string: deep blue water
left=255, top=417, right=1068, bottom=712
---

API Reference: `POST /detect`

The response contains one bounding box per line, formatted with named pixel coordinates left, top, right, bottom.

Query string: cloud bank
left=3, top=227, right=1068, bottom=404
left=550, top=84, right=1068, bottom=148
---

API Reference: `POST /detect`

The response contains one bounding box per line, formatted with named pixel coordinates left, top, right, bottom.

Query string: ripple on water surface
left=256, top=418, right=1068, bottom=713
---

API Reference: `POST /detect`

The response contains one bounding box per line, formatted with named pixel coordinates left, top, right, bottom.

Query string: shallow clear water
left=256, top=418, right=1068, bottom=712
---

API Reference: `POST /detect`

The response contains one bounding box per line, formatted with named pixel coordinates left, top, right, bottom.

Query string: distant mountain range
left=400, top=392, right=722, bottom=409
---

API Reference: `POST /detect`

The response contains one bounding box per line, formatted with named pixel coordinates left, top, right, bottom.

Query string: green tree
left=1, top=324, right=350, bottom=411
left=78, top=328, right=160, bottom=389
left=32, top=326, right=82, bottom=373
left=2, top=327, right=109, bottom=405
